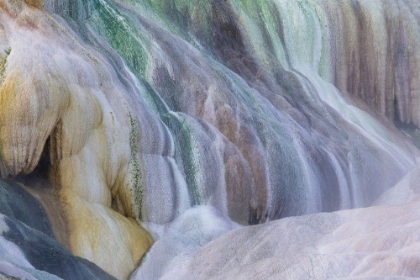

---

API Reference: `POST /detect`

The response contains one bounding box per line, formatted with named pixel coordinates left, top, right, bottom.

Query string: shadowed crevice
left=2, top=215, right=116, bottom=280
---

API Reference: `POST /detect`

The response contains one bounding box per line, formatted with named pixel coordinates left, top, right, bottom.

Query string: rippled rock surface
left=1, top=0, right=420, bottom=279
left=136, top=168, right=420, bottom=280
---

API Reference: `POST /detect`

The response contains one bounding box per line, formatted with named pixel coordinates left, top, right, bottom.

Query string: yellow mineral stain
left=62, top=189, right=153, bottom=280
left=0, top=69, right=70, bottom=177
left=0, top=3, right=154, bottom=279
left=24, top=0, right=42, bottom=9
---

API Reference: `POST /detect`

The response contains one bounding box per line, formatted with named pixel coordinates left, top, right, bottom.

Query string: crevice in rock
left=12, top=136, right=71, bottom=249
left=15, top=137, right=51, bottom=190
left=393, top=102, right=420, bottom=149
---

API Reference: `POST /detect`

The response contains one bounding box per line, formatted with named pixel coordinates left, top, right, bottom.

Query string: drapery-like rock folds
left=2, top=0, right=420, bottom=279
left=0, top=1, right=152, bottom=279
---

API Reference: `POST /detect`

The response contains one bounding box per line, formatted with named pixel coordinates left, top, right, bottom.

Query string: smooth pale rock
left=139, top=189, right=420, bottom=279
left=0, top=260, right=61, bottom=280
left=131, top=206, right=241, bottom=280
left=374, top=164, right=420, bottom=206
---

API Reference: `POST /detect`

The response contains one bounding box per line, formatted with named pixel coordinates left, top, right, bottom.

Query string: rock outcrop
left=1, top=0, right=420, bottom=279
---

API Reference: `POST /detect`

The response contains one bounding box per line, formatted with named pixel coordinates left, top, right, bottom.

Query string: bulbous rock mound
left=0, top=0, right=152, bottom=279
left=0, top=0, right=420, bottom=279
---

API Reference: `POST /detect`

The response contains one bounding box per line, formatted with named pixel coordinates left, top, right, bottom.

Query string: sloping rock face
left=0, top=179, right=116, bottom=280
left=136, top=173, right=420, bottom=280
left=0, top=0, right=420, bottom=279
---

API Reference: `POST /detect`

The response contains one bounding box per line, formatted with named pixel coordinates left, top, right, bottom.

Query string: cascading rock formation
left=0, top=0, right=420, bottom=279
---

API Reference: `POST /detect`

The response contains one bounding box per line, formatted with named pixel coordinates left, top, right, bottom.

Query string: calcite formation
left=0, top=0, right=420, bottom=279
left=0, top=1, right=152, bottom=279
left=137, top=168, right=420, bottom=279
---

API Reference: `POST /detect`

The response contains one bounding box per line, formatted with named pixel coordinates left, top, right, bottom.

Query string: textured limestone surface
left=0, top=0, right=152, bottom=278
left=1, top=0, right=420, bottom=279
left=132, top=166, right=420, bottom=279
